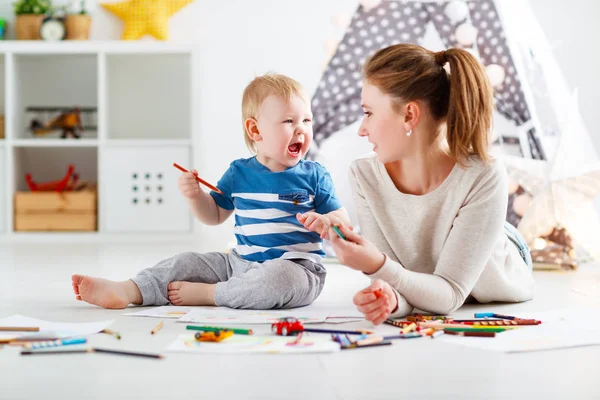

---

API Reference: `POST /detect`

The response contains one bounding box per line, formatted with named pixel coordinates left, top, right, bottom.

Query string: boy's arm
left=186, top=193, right=233, bottom=226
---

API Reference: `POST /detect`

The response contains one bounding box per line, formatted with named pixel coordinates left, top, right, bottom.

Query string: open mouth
left=287, top=142, right=302, bottom=157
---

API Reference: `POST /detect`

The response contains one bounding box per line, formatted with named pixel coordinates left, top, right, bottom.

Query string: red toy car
left=271, top=317, right=304, bottom=336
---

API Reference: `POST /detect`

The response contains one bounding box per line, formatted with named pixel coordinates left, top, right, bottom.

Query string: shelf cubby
left=14, top=53, right=98, bottom=140
left=106, top=53, right=191, bottom=140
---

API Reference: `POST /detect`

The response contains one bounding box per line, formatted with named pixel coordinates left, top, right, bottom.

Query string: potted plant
left=13, top=0, right=52, bottom=40
left=65, top=0, right=91, bottom=40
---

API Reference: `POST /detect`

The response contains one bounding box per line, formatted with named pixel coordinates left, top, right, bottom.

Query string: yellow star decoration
left=101, top=0, right=194, bottom=41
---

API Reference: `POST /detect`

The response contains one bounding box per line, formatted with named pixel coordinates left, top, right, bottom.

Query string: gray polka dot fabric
left=311, top=0, right=546, bottom=160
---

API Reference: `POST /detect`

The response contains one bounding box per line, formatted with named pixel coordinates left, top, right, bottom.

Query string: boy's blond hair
left=242, top=73, right=307, bottom=153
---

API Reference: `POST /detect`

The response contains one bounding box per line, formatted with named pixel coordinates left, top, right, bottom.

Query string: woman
left=330, top=44, right=535, bottom=324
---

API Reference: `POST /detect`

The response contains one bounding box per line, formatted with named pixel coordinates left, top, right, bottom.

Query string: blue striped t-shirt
left=210, top=157, right=343, bottom=262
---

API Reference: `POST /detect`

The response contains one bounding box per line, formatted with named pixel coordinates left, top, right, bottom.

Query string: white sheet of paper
left=438, top=308, right=600, bottom=353
left=177, top=306, right=330, bottom=324
left=123, top=306, right=192, bottom=319
left=167, top=334, right=340, bottom=354
left=0, top=315, right=114, bottom=342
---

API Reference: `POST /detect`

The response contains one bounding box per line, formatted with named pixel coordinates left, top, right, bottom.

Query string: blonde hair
left=363, top=44, right=494, bottom=166
left=241, top=73, right=307, bottom=153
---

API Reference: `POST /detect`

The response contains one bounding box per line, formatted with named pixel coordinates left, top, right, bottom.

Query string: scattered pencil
left=94, top=348, right=164, bottom=359
left=341, top=341, right=392, bottom=350
left=173, top=163, right=223, bottom=194
left=303, top=328, right=374, bottom=335
left=150, top=321, right=164, bottom=335
left=443, top=330, right=496, bottom=338
left=20, top=347, right=164, bottom=358
left=21, top=348, right=93, bottom=356
left=101, top=329, right=121, bottom=340
left=0, top=327, right=39, bottom=332
left=186, top=325, right=253, bottom=335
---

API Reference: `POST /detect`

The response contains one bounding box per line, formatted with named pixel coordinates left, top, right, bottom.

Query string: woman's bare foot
left=72, top=275, right=142, bottom=309
left=167, top=282, right=216, bottom=306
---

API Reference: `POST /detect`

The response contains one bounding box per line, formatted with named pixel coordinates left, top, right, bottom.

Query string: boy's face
left=251, top=94, right=313, bottom=172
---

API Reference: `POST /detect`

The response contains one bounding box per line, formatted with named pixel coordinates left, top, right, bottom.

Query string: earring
left=406, top=129, right=412, bottom=137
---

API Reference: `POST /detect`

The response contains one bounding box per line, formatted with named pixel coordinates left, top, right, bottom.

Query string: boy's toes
left=168, top=281, right=184, bottom=291
left=72, top=274, right=84, bottom=286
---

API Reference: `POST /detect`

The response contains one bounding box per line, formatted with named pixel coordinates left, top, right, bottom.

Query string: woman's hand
left=328, top=224, right=385, bottom=274
left=178, top=170, right=202, bottom=200
left=296, top=212, right=342, bottom=239
left=354, top=279, right=398, bottom=325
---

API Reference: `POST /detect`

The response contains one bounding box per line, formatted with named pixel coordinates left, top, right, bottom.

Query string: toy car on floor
left=272, top=317, right=304, bottom=336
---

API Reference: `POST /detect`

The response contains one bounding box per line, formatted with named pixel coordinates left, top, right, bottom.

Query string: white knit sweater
left=349, top=153, right=535, bottom=317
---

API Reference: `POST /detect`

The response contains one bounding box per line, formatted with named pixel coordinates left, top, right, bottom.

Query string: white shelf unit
left=0, top=41, right=197, bottom=240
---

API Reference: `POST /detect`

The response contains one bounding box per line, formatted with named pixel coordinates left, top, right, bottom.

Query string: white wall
left=3, top=0, right=598, bottom=249
left=528, top=0, right=600, bottom=152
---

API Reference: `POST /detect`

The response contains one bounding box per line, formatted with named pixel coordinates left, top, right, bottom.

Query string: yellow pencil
left=150, top=321, right=164, bottom=335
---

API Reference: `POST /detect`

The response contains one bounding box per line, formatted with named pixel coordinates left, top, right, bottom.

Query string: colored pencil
left=443, top=327, right=507, bottom=333
left=341, top=341, right=392, bottom=350
left=186, top=325, right=253, bottom=335
left=303, top=328, right=374, bottom=335
left=430, top=330, right=444, bottom=338
left=463, top=320, right=540, bottom=326
left=407, top=315, right=448, bottom=322
left=101, top=329, right=121, bottom=340
left=0, top=327, right=39, bottom=332
left=474, top=312, right=528, bottom=321
left=383, top=333, right=423, bottom=340
left=150, top=321, right=164, bottom=335
left=356, top=335, right=384, bottom=346
left=417, top=322, right=519, bottom=330
left=173, top=163, right=222, bottom=194
left=444, top=330, right=496, bottom=337
left=490, top=313, right=520, bottom=320
left=94, top=348, right=164, bottom=359
left=332, top=225, right=346, bottom=240
left=21, top=348, right=93, bottom=356
left=25, top=337, right=87, bottom=350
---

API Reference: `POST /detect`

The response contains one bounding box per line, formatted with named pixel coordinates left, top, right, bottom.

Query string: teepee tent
left=311, top=0, right=600, bottom=264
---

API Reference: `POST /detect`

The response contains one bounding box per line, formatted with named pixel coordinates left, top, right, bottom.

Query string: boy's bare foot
left=167, top=282, right=216, bottom=306
left=72, top=275, right=142, bottom=309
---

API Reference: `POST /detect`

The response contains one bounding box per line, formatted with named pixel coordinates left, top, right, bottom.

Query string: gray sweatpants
left=131, top=251, right=327, bottom=309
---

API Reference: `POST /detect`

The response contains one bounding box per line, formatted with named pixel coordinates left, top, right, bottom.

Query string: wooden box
left=0, top=115, right=4, bottom=139
left=14, top=188, right=97, bottom=231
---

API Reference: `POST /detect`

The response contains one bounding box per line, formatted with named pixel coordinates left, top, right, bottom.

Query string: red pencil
left=173, top=163, right=223, bottom=194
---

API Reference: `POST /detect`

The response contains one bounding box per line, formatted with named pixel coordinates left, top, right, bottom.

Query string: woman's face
left=359, top=82, right=412, bottom=164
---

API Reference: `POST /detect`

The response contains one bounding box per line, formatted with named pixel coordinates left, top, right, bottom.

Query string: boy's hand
left=328, top=224, right=385, bottom=274
left=296, top=212, right=336, bottom=239
left=178, top=169, right=202, bottom=200
left=354, top=279, right=398, bottom=325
